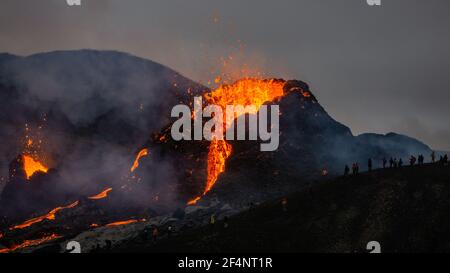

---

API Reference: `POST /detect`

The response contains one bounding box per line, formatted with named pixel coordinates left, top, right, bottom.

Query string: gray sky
left=1, top=0, right=449, bottom=150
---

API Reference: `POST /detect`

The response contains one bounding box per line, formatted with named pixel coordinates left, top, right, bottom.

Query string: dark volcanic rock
left=0, top=50, right=433, bottom=232
left=114, top=164, right=450, bottom=253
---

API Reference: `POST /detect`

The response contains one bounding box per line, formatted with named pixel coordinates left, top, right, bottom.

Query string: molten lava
left=88, top=188, right=112, bottom=200
left=131, top=148, right=149, bottom=172
left=106, top=219, right=138, bottom=227
left=11, top=201, right=79, bottom=230
left=188, top=79, right=287, bottom=204
left=0, top=234, right=61, bottom=253
left=22, top=154, right=48, bottom=180
left=204, top=139, right=232, bottom=193
left=205, top=79, right=286, bottom=119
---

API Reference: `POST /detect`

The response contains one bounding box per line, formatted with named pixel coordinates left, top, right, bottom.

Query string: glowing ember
left=90, top=223, right=99, bottom=228
left=106, top=219, right=138, bottom=227
left=10, top=201, right=79, bottom=230
left=302, top=90, right=311, bottom=98
left=188, top=79, right=287, bottom=204
left=22, top=155, right=48, bottom=180
left=131, top=148, right=149, bottom=172
left=88, top=188, right=112, bottom=200
left=0, top=234, right=61, bottom=253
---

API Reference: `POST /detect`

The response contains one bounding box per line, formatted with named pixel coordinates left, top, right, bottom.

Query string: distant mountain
left=356, top=132, right=431, bottom=162
left=0, top=53, right=20, bottom=65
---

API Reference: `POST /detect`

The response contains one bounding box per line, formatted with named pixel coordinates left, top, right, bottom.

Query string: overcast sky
left=1, top=0, right=449, bottom=150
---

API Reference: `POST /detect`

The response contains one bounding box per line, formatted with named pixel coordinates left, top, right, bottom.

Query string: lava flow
left=88, top=188, right=112, bottom=200
left=106, top=219, right=138, bottom=227
left=22, top=154, right=48, bottom=180
left=0, top=234, right=61, bottom=253
left=131, top=148, right=149, bottom=172
left=10, top=201, right=79, bottom=230
left=188, top=79, right=287, bottom=204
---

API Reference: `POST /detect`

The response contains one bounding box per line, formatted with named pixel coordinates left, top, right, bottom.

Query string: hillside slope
left=116, top=163, right=450, bottom=253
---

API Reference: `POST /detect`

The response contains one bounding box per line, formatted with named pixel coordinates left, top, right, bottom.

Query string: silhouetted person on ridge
left=382, top=158, right=387, bottom=169
left=444, top=154, right=448, bottom=165
left=410, top=155, right=417, bottom=166
left=394, top=158, right=398, bottom=168
left=431, top=151, right=436, bottom=163
left=420, top=154, right=425, bottom=165
left=399, top=158, right=403, bottom=167
left=368, top=158, right=373, bottom=172
left=344, top=165, right=350, bottom=176
left=389, top=158, right=394, bottom=168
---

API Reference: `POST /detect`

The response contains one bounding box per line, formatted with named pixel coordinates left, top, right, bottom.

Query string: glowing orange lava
left=88, top=188, right=112, bottom=200
left=0, top=234, right=61, bottom=253
left=188, top=79, right=287, bottom=205
left=106, top=219, right=138, bottom=227
left=130, top=148, right=149, bottom=172
left=205, top=79, right=286, bottom=120
left=10, top=201, right=79, bottom=230
left=22, top=155, right=48, bottom=180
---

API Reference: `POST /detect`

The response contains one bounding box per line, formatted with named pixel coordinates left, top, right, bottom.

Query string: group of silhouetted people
left=344, top=163, right=360, bottom=176
left=385, top=157, right=403, bottom=168
left=344, top=151, right=448, bottom=176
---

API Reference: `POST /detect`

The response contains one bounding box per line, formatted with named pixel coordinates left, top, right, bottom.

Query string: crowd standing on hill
left=345, top=151, right=448, bottom=176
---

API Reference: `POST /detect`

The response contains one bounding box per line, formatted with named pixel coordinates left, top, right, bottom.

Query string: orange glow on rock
left=10, top=201, right=79, bottom=230
left=106, top=219, right=138, bottom=227
left=0, top=234, right=61, bottom=253
left=22, top=155, right=48, bottom=180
